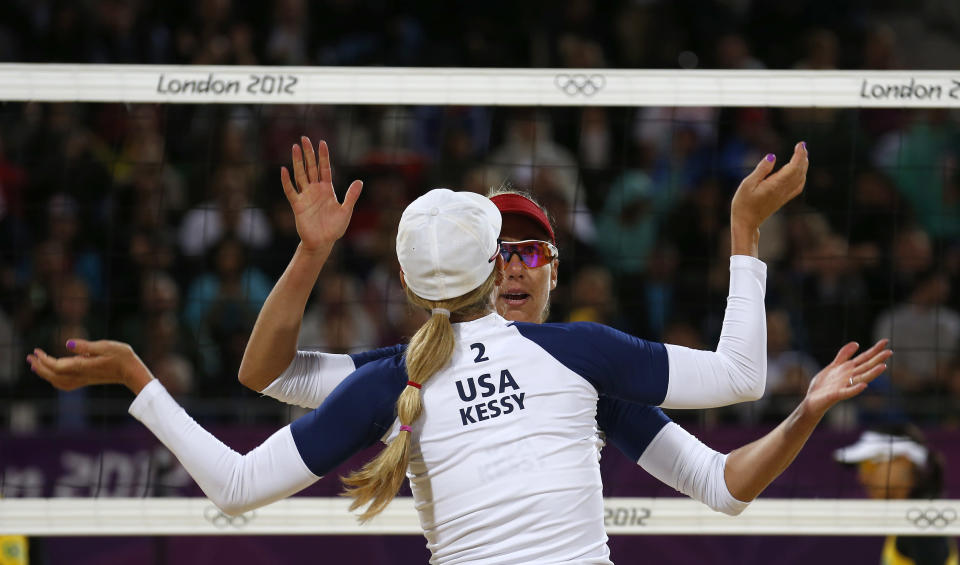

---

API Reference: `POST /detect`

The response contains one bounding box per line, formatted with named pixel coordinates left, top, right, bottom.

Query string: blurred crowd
left=1, top=0, right=960, bottom=69
left=1, top=100, right=959, bottom=431
left=1, top=0, right=960, bottom=432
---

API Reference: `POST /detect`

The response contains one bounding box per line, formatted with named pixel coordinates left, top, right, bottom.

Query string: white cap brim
left=833, top=431, right=928, bottom=467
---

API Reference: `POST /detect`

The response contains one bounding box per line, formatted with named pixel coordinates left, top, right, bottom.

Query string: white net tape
left=1, top=64, right=959, bottom=107
left=3, top=497, right=959, bottom=537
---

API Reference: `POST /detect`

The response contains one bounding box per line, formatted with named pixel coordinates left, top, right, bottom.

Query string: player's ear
left=550, top=258, right=558, bottom=290
left=398, top=270, right=407, bottom=290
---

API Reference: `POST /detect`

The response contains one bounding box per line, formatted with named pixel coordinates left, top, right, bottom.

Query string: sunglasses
left=499, top=240, right=559, bottom=269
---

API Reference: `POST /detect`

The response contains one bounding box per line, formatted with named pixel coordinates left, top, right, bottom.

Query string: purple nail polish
left=67, top=340, right=76, bottom=350
left=802, top=141, right=807, bottom=151
left=765, top=153, right=775, bottom=162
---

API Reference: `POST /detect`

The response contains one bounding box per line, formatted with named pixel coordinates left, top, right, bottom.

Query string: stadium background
left=2, top=1, right=960, bottom=563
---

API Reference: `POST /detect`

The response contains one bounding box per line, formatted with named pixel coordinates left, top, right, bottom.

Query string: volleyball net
left=1, top=64, right=958, bottom=538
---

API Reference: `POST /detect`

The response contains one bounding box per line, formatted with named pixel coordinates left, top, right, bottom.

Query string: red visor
left=489, top=193, right=556, bottom=244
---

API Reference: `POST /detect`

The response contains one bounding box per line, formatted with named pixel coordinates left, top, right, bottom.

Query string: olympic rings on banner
left=203, top=505, right=257, bottom=529
left=906, top=507, right=957, bottom=530
left=554, top=74, right=606, bottom=97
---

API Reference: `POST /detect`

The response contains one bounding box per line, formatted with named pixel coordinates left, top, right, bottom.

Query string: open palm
left=28, top=340, right=147, bottom=392
left=804, top=339, right=891, bottom=416
left=281, top=137, right=363, bottom=251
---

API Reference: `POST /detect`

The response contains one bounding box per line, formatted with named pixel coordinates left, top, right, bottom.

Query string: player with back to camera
left=240, top=137, right=890, bottom=513
left=31, top=159, right=890, bottom=565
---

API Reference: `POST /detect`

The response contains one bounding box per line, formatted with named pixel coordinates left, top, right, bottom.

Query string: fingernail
left=801, top=141, right=807, bottom=151
left=765, top=153, right=775, bottom=162
left=67, top=340, right=76, bottom=350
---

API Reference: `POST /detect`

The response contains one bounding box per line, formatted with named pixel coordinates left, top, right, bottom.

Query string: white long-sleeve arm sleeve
left=129, top=380, right=319, bottom=516
left=638, top=422, right=750, bottom=516
left=660, top=255, right=767, bottom=408
left=260, top=351, right=356, bottom=409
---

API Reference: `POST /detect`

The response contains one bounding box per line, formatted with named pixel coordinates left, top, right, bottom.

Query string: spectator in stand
left=118, top=271, right=201, bottom=397
left=873, top=270, right=960, bottom=394
left=888, top=228, right=936, bottom=302
left=835, top=426, right=957, bottom=564
left=265, top=0, right=310, bottom=65
left=796, top=233, right=872, bottom=366
left=718, top=108, right=781, bottom=190
left=184, top=237, right=271, bottom=383
left=794, top=28, right=839, bottom=70
left=487, top=109, right=581, bottom=209
left=41, top=194, right=103, bottom=300
left=595, top=169, right=657, bottom=277
left=173, top=0, right=257, bottom=65
left=879, top=110, right=960, bottom=239
left=300, top=270, right=378, bottom=354
left=564, top=265, right=626, bottom=330
left=178, top=164, right=272, bottom=259
left=715, top=32, right=764, bottom=69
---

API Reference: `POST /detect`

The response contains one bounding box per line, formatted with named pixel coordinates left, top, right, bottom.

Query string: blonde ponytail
left=342, top=268, right=498, bottom=522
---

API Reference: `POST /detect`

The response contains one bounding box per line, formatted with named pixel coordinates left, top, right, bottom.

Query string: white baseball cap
left=833, top=431, right=928, bottom=467
left=396, top=188, right=502, bottom=301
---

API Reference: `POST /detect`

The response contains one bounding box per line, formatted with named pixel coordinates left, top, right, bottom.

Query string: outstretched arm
left=29, top=339, right=398, bottom=516
left=599, top=400, right=748, bottom=516
left=723, top=339, right=890, bottom=501
left=238, top=137, right=363, bottom=393
left=602, top=338, right=889, bottom=514
left=661, top=142, right=809, bottom=408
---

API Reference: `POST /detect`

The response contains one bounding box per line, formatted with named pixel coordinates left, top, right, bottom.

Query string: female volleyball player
left=241, top=136, right=851, bottom=508
left=31, top=186, right=890, bottom=564
left=240, top=138, right=811, bottom=411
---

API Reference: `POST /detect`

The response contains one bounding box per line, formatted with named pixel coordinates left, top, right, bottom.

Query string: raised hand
left=803, top=339, right=892, bottom=416
left=28, top=339, right=155, bottom=394
left=281, top=137, right=363, bottom=253
left=731, top=141, right=809, bottom=231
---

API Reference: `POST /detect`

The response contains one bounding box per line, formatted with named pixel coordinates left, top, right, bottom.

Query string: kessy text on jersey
left=455, top=370, right=526, bottom=426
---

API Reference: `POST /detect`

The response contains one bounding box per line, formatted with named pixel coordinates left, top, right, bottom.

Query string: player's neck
left=450, top=308, right=495, bottom=323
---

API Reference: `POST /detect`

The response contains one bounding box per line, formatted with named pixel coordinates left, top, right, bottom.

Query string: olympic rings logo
left=554, top=74, right=606, bottom=97
left=906, top=507, right=957, bottom=530
left=203, top=505, right=257, bottom=529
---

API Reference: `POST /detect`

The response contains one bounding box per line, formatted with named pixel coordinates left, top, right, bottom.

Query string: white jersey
left=286, top=313, right=674, bottom=564
left=394, top=314, right=614, bottom=564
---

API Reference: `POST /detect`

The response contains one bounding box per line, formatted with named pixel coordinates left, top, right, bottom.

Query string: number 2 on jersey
left=470, top=343, right=489, bottom=363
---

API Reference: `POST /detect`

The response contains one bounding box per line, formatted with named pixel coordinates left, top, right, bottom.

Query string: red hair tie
left=406, top=380, right=422, bottom=389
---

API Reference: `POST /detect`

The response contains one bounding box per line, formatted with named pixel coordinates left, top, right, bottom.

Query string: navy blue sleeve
left=596, top=396, right=671, bottom=462
left=349, top=344, right=407, bottom=368
left=290, top=353, right=407, bottom=477
left=512, top=321, right=669, bottom=405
